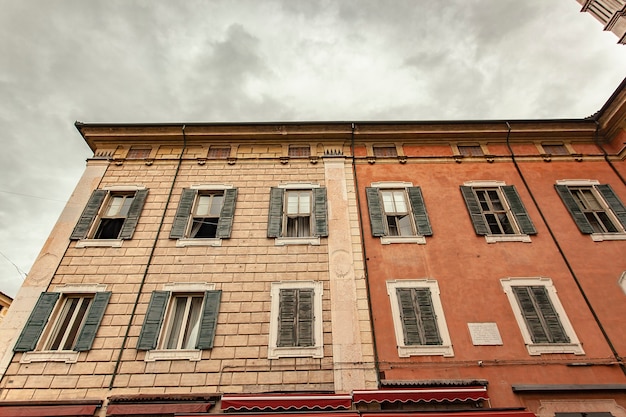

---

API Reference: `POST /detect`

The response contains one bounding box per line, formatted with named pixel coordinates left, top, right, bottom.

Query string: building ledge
left=512, top=384, right=626, bottom=392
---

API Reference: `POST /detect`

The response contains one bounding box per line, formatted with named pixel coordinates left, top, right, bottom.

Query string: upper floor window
left=126, top=147, right=151, bottom=159
left=541, top=144, right=568, bottom=155
left=288, top=146, right=311, bottom=158
left=458, top=145, right=484, bottom=157
left=208, top=146, right=230, bottom=159
left=373, top=146, right=398, bottom=157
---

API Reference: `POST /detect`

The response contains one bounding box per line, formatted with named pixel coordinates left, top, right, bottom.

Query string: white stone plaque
left=468, top=322, right=503, bottom=345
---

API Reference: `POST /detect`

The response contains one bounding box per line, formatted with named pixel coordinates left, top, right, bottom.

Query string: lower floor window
left=162, top=295, right=204, bottom=350
left=46, top=296, right=93, bottom=351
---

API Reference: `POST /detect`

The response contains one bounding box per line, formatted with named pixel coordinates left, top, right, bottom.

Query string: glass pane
left=393, top=191, right=407, bottom=212
left=381, top=191, right=395, bottom=212
left=182, top=297, right=203, bottom=349
left=63, top=298, right=91, bottom=350
left=195, top=195, right=211, bottom=216
left=498, top=213, right=515, bottom=234
left=487, top=190, right=504, bottom=210
left=118, top=196, right=134, bottom=216
left=386, top=216, right=399, bottom=236
left=597, top=212, right=618, bottom=233
left=397, top=215, right=413, bottom=236
left=49, top=298, right=79, bottom=350
left=286, top=192, right=299, bottom=214
left=106, top=196, right=124, bottom=216
left=209, top=195, right=224, bottom=216
left=299, top=192, right=310, bottom=214
left=165, top=297, right=188, bottom=349
left=581, top=189, right=603, bottom=210
left=476, top=190, right=489, bottom=211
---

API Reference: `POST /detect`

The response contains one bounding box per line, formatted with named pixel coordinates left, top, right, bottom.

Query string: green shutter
left=14, top=292, right=59, bottom=352
left=313, top=187, right=328, bottom=237
left=397, top=288, right=442, bottom=346
left=460, top=186, right=489, bottom=235
left=70, top=190, right=107, bottom=240
left=170, top=188, right=197, bottom=239
left=296, top=289, right=315, bottom=347
left=513, top=286, right=569, bottom=344
left=414, top=288, right=442, bottom=345
left=555, top=185, right=594, bottom=234
left=277, top=289, right=296, bottom=347
left=397, top=288, right=422, bottom=345
left=137, top=291, right=170, bottom=350
left=365, top=187, right=386, bottom=237
left=501, top=185, right=537, bottom=235
left=530, top=286, right=570, bottom=343
left=196, top=290, right=221, bottom=349
left=267, top=187, right=284, bottom=238
left=597, top=184, right=626, bottom=229
left=407, top=187, right=433, bottom=236
left=119, top=189, right=148, bottom=239
left=216, top=189, right=238, bottom=239
left=74, top=292, right=111, bottom=351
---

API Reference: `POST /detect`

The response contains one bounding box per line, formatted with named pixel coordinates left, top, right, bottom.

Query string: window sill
left=175, top=238, right=222, bottom=247
left=380, top=236, right=426, bottom=245
left=20, top=351, right=79, bottom=364
left=527, top=343, right=585, bottom=356
left=485, top=234, right=531, bottom=243
left=274, top=237, right=320, bottom=246
left=76, top=239, right=123, bottom=248
left=398, top=345, right=454, bottom=358
left=268, top=345, right=323, bottom=359
left=591, top=233, right=626, bottom=242
left=144, top=349, right=202, bottom=362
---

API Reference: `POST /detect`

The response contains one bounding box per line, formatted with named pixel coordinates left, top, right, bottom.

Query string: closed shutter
left=513, top=286, right=569, bottom=344
left=313, top=187, right=328, bottom=237
left=415, top=288, right=442, bottom=345
left=119, top=189, right=149, bottom=239
left=170, top=188, right=197, bottom=239
left=216, top=189, right=238, bottom=239
left=196, top=290, right=221, bottom=349
left=460, top=186, right=489, bottom=235
left=407, top=187, right=433, bottom=236
left=70, top=190, right=107, bottom=240
left=74, top=292, right=111, bottom=351
left=397, top=288, right=441, bottom=346
left=296, top=289, right=314, bottom=347
left=365, top=187, right=386, bottom=237
left=14, top=292, right=60, bottom=352
left=555, top=185, right=594, bottom=234
left=397, top=289, right=421, bottom=345
left=267, top=187, right=284, bottom=238
left=501, top=185, right=537, bottom=235
left=137, top=291, right=170, bottom=350
left=277, top=289, right=296, bottom=347
left=596, top=184, right=626, bottom=229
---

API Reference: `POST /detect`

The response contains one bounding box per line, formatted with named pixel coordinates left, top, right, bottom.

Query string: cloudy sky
left=1, top=0, right=625, bottom=298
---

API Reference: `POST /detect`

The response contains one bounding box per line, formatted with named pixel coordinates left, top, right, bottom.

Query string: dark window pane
left=94, top=218, right=124, bottom=239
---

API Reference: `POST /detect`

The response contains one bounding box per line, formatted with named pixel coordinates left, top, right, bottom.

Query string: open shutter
left=296, top=289, right=314, bottom=347
left=313, top=187, right=328, bottom=237
left=530, top=286, right=570, bottom=343
left=277, top=289, right=296, bottom=347
left=170, top=188, right=197, bottom=239
left=196, top=290, right=221, bottom=349
left=70, top=190, right=107, bottom=240
left=267, top=187, right=284, bottom=238
left=119, top=189, right=148, bottom=239
left=555, top=185, right=594, bottom=234
left=460, top=186, right=489, bottom=235
left=501, top=185, right=537, bottom=235
left=137, top=291, right=170, bottom=350
left=414, top=288, right=442, bottom=345
left=596, top=184, right=626, bottom=229
left=216, top=189, right=238, bottom=239
left=14, top=292, right=59, bottom=352
left=74, top=292, right=111, bottom=351
left=408, top=187, right=433, bottom=236
left=397, top=288, right=422, bottom=345
left=365, top=187, right=386, bottom=237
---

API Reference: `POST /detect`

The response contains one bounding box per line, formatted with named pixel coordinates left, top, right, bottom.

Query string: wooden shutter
left=216, top=189, right=238, bottom=239
left=277, top=289, right=297, bottom=347
left=70, top=190, right=107, bottom=240
left=555, top=185, right=594, bottom=234
left=414, top=288, right=442, bottom=345
left=596, top=184, right=626, bottom=229
left=365, top=187, right=386, bottom=237
left=397, top=288, right=441, bottom=346
left=170, top=188, right=197, bottom=239
left=14, top=292, right=60, bottom=352
left=313, top=187, right=328, bottom=237
left=196, top=290, right=221, bottom=349
left=267, top=187, right=284, bottom=238
left=119, top=189, right=148, bottom=239
left=137, top=291, right=170, bottom=350
left=397, top=288, right=421, bottom=345
left=501, top=185, right=537, bottom=235
left=296, top=289, right=314, bottom=347
left=513, top=286, right=569, bottom=344
left=408, top=187, right=433, bottom=236
left=74, top=292, right=111, bottom=351
left=460, top=186, right=489, bottom=235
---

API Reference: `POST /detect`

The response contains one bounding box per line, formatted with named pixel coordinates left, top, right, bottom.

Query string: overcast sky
left=1, top=1, right=625, bottom=298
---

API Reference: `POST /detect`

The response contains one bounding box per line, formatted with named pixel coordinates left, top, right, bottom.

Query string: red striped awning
left=352, top=386, right=489, bottom=404
left=221, top=394, right=353, bottom=411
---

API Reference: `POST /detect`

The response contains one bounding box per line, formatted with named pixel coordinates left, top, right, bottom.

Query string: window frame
left=386, top=279, right=454, bottom=358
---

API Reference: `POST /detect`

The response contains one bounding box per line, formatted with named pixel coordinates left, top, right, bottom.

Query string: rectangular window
left=458, top=145, right=484, bottom=157
left=161, top=294, right=205, bottom=350
left=380, top=190, right=414, bottom=236
left=474, top=188, right=516, bottom=234
left=285, top=190, right=312, bottom=237
left=45, top=295, right=93, bottom=351
left=541, top=144, right=568, bottom=155
left=569, top=187, right=619, bottom=233
left=126, top=147, right=151, bottom=159
left=93, top=193, right=136, bottom=239
left=267, top=186, right=328, bottom=244
left=208, top=146, right=230, bottom=159
left=189, top=193, right=224, bottom=238
left=373, top=146, right=398, bottom=157
left=288, top=146, right=311, bottom=157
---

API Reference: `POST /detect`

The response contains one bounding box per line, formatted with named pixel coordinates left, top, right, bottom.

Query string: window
left=501, top=277, right=583, bottom=355
left=458, top=145, right=484, bottom=157
left=366, top=183, right=432, bottom=244
left=555, top=181, right=626, bottom=241
left=137, top=284, right=221, bottom=361
left=14, top=285, right=111, bottom=363
left=461, top=181, right=536, bottom=242
left=541, top=144, right=568, bottom=155
left=373, top=146, right=398, bottom=157
left=386, top=280, right=453, bottom=357
left=268, top=281, right=323, bottom=359
left=70, top=187, right=148, bottom=245
left=126, top=147, right=151, bottom=159
left=170, top=186, right=237, bottom=246
left=208, top=146, right=230, bottom=159
left=288, top=146, right=311, bottom=158
left=267, top=184, right=328, bottom=245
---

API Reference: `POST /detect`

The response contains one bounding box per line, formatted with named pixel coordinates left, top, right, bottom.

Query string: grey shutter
left=216, top=189, right=238, bottom=239
left=313, top=187, right=328, bottom=237
left=597, top=184, right=626, bottom=229
left=414, top=288, right=442, bottom=345
left=555, top=185, right=594, bottom=234
left=267, top=187, right=284, bottom=238
left=14, top=292, right=59, bottom=352
left=70, top=190, right=107, bottom=240
left=407, top=187, right=433, bottom=236
left=513, top=286, right=569, bottom=344
left=460, top=186, right=489, bottom=235
left=397, top=288, right=442, bottom=346
left=365, top=187, right=386, bottom=237
left=170, top=188, right=197, bottom=239
left=530, top=286, right=570, bottom=343
left=296, top=289, right=314, bottom=347
left=397, top=288, right=422, bottom=345
left=137, top=291, right=170, bottom=350
left=501, top=185, right=537, bottom=235
left=277, top=289, right=296, bottom=347
left=74, top=292, right=111, bottom=351
left=119, top=189, right=148, bottom=239
left=196, top=290, right=221, bottom=349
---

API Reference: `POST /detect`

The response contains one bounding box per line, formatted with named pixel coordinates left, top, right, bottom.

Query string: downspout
left=592, top=119, right=626, bottom=187
left=505, top=122, right=626, bottom=376
left=108, top=125, right=188, bottom=389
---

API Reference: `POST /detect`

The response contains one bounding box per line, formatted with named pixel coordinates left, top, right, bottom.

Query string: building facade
left=576, top=0, right=626, bottom=43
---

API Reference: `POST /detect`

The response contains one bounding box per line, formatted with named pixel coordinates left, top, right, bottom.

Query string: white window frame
left=274, top=183, right=321, bottom=246
left=268, top=281, right=323, bottom=359
left=371, top=182, right=426, bottom=244
left=386, top=279, right=454, bottom=357
left=500, top=277, right=584, bottom=356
